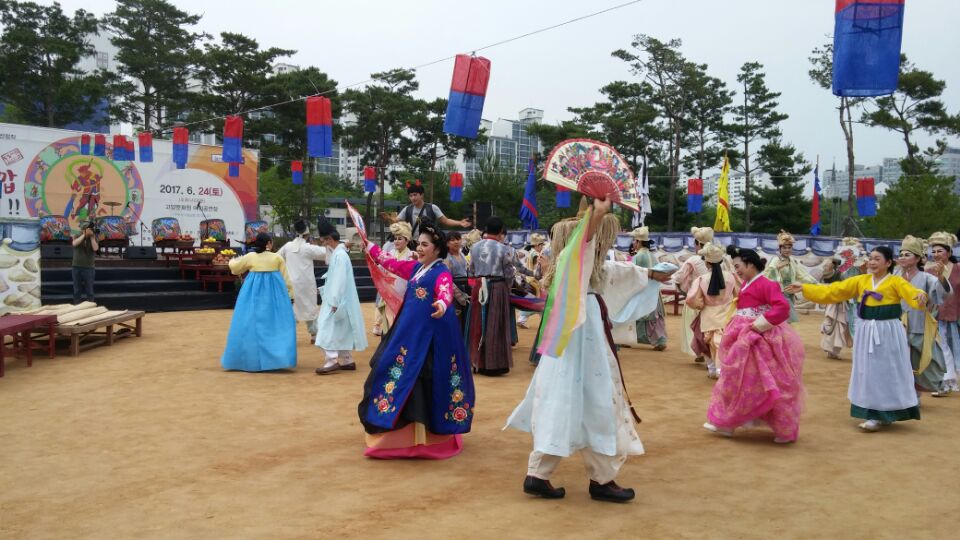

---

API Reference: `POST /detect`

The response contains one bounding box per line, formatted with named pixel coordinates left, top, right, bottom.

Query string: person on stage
left=506, top=197, right=673, bottom=503
left=763, top=230, right=817, bottom=323
left=277, top=219, right=328, bottom=342
left=221, top=233, right=297, bottom=372
left=927, top=231, right=960, bottom=379
left=466, top=217, right=531, bottom=376
left=314, top=222, right=367, bottom=375
left=686, top=244, right=740, bottom=380
left=894, top=235, right=958, bottom=396
left=787, top=246, right=927, bottom=432
left=373, top=222, right=414, bottom=336
left=704, top=248, right=805, bottom=443
left=674, top=227, right=715, bottom=364
left=358, top=224, right=475, bottom=459
left=630, top=226, right=668, bottom=351
left=396, top=181, right=471, bottom=242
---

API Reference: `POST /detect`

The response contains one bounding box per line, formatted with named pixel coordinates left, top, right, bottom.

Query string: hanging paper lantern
left=306, top=96, right=333, bottom=158
left=138, top=132, right=153, bottom=162
left=228, top=163, right=240, bottom=178
left=449, top=172, right=464, bottom=202
left=443, top=54, right=491, bottom=139
left=687, top=178, right=704, bottom=213
left=556, top=185, right=571, bottom=208
left=291, top=160, right=303, bottom=185
left=833, top=0, right=906, bottom=97
left=126, top=137, right=136, bottom=161
left=93, top=134, right=106, bottom=157
left=363, top=166, right=377, bottom=193
left=80, top=134, right=91, bottom=155
left=173, top=127, right=189, bottom=169
left=856, top=177, right=877, bottom=217
left=223, top=115, right=243, bottom=164
left=112, top=135, right=125, bottom=161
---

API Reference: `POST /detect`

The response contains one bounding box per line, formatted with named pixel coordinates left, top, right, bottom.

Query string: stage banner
left=0, top=123, right=259, bottom=245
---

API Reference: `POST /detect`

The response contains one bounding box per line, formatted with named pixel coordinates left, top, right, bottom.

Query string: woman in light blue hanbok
left=221, top=233, right=297, bottom=372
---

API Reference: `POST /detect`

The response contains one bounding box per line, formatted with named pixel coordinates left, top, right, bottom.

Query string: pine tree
left=748, top=140, right=812, bottom=234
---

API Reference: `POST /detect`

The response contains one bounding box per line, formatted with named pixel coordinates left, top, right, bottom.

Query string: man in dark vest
left=398, top=182, right=471, bottom=241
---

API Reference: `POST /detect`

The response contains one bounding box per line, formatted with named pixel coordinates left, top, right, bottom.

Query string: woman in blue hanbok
left=221, top=233, right=297, bottom=372
left=358, top=224, right=475, bottom=459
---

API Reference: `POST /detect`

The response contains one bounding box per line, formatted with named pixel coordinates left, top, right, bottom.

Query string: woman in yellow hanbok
left=787, top=246, right=927, bottom=432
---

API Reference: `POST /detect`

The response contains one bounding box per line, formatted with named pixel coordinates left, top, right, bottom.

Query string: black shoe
left=315, top=364, right=341, bottom=375
left=589, top=480, right=635, bottom=503
left=339, top=362, right=357, bottom=371
left=523, top=475, right=565, bottom=499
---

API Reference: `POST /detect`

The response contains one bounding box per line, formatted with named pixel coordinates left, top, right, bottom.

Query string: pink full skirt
left=707, top=315, right=806, bottom=441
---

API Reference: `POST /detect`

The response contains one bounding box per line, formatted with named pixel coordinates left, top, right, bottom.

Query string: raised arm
left=368, top=242, right=418, bottom=279
left=800, top=277, right=861, bottom=305
left=892, top=275, right=927, bottom=310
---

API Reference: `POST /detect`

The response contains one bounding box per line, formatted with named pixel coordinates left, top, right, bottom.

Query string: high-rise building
left=461, top=109, right=543, bottom=186
left=936, top=147, right=960, bottom=192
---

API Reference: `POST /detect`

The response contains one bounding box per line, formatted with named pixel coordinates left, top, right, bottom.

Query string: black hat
left=316, top=218, right=336, bottom=238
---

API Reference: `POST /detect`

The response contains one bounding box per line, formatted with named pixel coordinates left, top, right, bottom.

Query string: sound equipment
left=473, top=201, right=493, bottom=231
left=123, top=246, right=157, bottom=260
left=41, top=244, right=73, bottom=260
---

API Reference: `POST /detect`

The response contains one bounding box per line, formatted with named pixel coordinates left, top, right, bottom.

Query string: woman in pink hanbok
left=704, top=248, right=806, bottom=443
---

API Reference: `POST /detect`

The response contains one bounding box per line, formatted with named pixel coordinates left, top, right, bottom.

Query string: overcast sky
left=44, top=0, right=960, bottom=177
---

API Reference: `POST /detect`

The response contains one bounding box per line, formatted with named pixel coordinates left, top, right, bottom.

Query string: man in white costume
left=277, top=219, right=328, bottom=341
left=505, top=198, right=672, bottom=503
left=314, top=221, right=368, bottom=375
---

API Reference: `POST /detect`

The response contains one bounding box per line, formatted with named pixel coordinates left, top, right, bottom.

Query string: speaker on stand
left=41, top=244, right=73, bottom=260
left=123, top=246, right=158, bottom=260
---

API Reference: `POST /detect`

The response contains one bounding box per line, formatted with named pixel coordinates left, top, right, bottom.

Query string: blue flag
left=519, top=158, right=538, bottom=230
left=810, top=164, right=822, bottom=236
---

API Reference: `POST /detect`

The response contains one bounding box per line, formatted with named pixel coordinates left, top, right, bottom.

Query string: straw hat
left=628, top=226, right=649, bottom=241
left=928, top=231, right=957, bottom=250
left=389, top=221, right=412, bottom=240
left=777, top=229, right=795, bottom=246
left=528, top=233, right=547, bottom=247
left=900, top=235, right=926, bottom=258
left=690, top=226, right=714, bottom=245
left=698, top=243, right=725, bottom=264
left=462, top=229, right=482, bottom=248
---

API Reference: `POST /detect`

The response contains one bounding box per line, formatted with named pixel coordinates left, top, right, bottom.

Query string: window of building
left=96, top=51, right=109, bottom=69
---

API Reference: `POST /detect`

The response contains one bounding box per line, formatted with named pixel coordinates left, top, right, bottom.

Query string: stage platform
left=40, top=258, right=377, bottom=312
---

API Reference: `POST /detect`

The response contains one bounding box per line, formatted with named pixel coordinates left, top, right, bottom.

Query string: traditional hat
left=777, top=229, right=795, bottom=246
left=389, top=221, right=412, bottom=240
left=900, top=235, right=925, bottom=258
left=691, top=226, right=714, bottom=245
left=628, top=226, right=649, bottom=241
left=698, top=243, right=725, bottom=264
left=462, top=228, right=482, bottom=248
left=841, top=236, right=863, bottom=247
left=528, top=232, right=547, bottom=246
left=928, top=231, right=957, bottom=250
left=316, top=218, right=336, bottom=238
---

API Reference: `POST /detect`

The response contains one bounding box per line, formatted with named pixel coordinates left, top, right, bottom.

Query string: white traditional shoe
left=372, top=326, right=382, bottom=336
left=858, top=420, right=881, bottom=432
left=773, top=437, right=794, bottom=444
left=703, top=422, right=734, bottom=437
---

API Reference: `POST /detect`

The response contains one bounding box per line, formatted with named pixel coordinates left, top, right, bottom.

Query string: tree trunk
left=742, top=87, right=751, bottom=232
left=841, top=98, right=856, bottom=228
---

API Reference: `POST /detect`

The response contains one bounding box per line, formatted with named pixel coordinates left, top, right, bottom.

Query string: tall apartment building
left=937, top=147, right=960, bottom=192
left=460, top=108, right=543, bottom=186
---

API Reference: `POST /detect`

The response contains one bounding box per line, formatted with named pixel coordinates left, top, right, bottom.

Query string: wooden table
left=179, top=259, right=213, bottom=280
left=200, top=267, right=239, bottom=292
left=661, top=287, right=684, bottom=316
left=0, top=314, right=57, bottom=377
left=162, top=251, right=195, bottom=267
left=55, top=311, right=145, bottom=357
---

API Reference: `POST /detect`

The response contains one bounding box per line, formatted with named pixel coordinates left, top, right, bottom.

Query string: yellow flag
left=714, top=156, right=732, bottom=232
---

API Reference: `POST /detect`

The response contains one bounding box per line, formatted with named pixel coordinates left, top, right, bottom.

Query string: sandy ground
left=1, top=304, right=959, bottom=540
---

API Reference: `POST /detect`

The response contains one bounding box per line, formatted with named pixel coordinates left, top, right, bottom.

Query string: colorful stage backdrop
left=0, top=123, right=259, bottom=244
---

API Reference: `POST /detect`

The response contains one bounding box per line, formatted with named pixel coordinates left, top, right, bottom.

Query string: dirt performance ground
left=2, top=306, right=958, bottom=539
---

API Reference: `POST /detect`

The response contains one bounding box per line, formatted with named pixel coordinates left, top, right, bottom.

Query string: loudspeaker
left=473, top=201, right=493, bottom=231
left=41, top=244, right=73, bottom=259
left=123, top=246, right=158, bottom=260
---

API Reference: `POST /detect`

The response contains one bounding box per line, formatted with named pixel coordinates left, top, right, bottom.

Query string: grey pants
left=72, top=266, right=95, bottom=304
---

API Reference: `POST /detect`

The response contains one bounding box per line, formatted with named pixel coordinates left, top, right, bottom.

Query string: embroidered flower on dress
left=389, top=366, right=403, bottom=380
left=451, top=389, right=464, bottom=402
left=415, top=287, right=428, bottom=300
left=450, top=374, right=461, bottom=387
left=385, top=381, right=396, bottom=394
left=377, top=399, right=391, bottom=413
left=452, top=407, right=468, bottom=421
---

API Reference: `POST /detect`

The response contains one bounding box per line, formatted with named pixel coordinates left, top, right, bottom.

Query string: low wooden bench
left=53, top=311, right=145, bottom=357
left=200, top=270, right=239, bottom=292
left=661, top=287, right=684, bottom=316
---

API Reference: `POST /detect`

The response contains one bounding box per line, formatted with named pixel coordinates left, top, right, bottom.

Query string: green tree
left=809, top=41, right=865, bottom=232
left=525, top=120, right=593, bottom=151
left=0, top=1, right=106, bottom=127
left=747, top=140, right=812, bottom=234
left=341, top=68, right=427, bottom=237
left=104, top=0, right=206, bottom=130
left=259, top=165, right=360, bottom=235
left=462, top=155, right=525, bottom=229
left=682, top=70, right=733, bottom=183
left=728, top=62, right=788, bottom=232
left=862, top=54, right=960, bottom=175
left=873, top=169, right=960, bottom=238
left=613, top=35, right=698, bottom=231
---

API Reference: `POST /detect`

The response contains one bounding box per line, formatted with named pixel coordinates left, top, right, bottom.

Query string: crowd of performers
left=215, top=180, right=960, bottom=503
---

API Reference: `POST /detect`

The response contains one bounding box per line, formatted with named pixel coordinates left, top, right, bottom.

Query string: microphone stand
left=126, top=202, right=149, bottom=247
